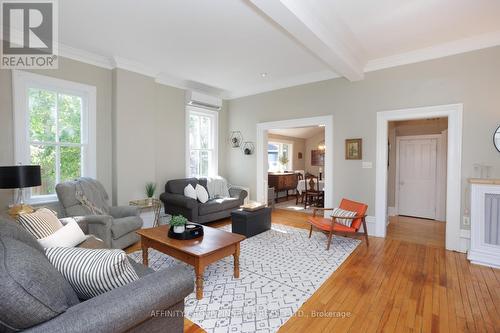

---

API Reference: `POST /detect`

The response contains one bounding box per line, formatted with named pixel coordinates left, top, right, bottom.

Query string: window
left=268, top=141, right=292, bottom=172
left=13, top=71, right=96, bottom=203
left=186, top=106, right=218, bottom=177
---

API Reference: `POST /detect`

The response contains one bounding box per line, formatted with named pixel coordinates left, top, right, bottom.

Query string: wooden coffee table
left=136, top=225, right=245, bottom=300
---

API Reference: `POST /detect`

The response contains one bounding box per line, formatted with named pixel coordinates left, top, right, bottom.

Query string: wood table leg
left=195, top=264, right=204, bottom=300
left=141, top=238, right=149, bottom=267
left=234, top=243, right=240, bottom=279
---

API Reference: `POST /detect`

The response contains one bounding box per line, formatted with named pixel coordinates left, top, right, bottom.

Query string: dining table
left=296, top=179, right=325, bottom=194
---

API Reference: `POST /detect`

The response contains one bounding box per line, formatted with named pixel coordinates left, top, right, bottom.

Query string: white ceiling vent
left=186, top=91, right=222, bottom=111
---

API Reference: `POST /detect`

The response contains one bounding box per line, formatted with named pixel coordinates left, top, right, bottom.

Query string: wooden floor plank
left=125, top=210, right=500, bottom=333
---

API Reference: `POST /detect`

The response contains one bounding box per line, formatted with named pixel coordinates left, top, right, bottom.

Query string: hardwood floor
left=129, top=210, right=500, bottom=333
left=387, top=215, right=445, bottom=249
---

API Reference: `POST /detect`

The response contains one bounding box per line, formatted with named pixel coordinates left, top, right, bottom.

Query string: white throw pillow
left=38, top=220, right=87, bottom=248
left=45, top=247, right=139, bottom=300
left=17, top=207, right=63, bottom=239
left=184, top=184, right=197, bottom=200
left=196, top=184, right=209, bottom=203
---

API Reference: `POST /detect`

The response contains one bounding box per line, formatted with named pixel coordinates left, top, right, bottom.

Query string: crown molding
left=52, top=29, right=500, bottom=100
left=111, top=56, right=159, bottom=78
left=365, top=30, right=500, bottom=73
left=155, top=73, right=227, bottom=97
left=58, top=44, right=114, bottom=69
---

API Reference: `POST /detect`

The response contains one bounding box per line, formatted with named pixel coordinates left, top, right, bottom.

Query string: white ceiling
left=57, top=0, right=500, bottom=99
left=269, top=126, right=324, bottom=139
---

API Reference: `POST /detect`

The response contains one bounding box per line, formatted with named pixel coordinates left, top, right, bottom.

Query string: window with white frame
left=268, top=141, right=292, bottom=172
left=13, top=71, right=96, bottom=203
left=187, top=106, right=218, bottom=177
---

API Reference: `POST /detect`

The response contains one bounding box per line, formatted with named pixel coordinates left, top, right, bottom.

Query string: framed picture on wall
left=311, top=150, right=325, bottom=166
left=345, top=139, right=362, bottom=160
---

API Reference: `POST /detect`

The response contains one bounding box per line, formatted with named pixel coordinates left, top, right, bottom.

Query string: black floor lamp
left=0, top=165, right=41, bottom=217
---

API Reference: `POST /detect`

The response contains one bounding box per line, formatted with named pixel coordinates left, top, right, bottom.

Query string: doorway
left=256, top=115, right=334, bottom=209
left=266, top=126, right=326, bottom=213
left=386, top=118, right=449, bottom=247
left=375, top=104, right=463, bottom=252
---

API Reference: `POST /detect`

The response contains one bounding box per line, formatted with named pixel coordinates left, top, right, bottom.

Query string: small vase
left=173, top=225, right=185, bottom=233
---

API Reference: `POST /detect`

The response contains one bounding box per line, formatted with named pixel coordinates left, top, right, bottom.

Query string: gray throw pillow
left=0, top=236, right=80, bottom=331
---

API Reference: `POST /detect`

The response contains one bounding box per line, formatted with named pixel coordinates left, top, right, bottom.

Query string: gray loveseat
left=56, top=177, right=143, bottom=249
left=160, top=178, right=247, bottom=224
left=0, top=217, right=193, bottom=333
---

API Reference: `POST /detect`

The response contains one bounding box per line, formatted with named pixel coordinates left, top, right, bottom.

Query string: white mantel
left=469, top=178, right=500, bottom=185
left=468, top=179, right=500, bottom=268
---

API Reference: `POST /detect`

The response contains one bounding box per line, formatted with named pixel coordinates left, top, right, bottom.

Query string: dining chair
left=295, top=172, right=304, bottom=204
left=304, top=174, right=323, bottom=208
left=307, top=198, right=369, bottom=250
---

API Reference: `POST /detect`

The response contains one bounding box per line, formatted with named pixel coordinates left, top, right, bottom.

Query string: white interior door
left=397, top=137, right=438, bottom=219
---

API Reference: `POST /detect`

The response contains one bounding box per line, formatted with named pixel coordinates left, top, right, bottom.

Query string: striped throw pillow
left=45, top=247, right=139, bottom=300
left=17, top=208, right=63, bottom=239
left=331, top=207, right=357, bottom=227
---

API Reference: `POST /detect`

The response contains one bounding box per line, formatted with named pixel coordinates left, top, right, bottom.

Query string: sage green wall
left=112, top=68, right=229, bottom=205
left=226, top=46, right=500, bottom=229
left=112, top=69, right=157, bottom=205
left=0, top=58, right=227, bottom=209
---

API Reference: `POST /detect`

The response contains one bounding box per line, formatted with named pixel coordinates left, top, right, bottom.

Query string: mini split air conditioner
left=186, top=91, right=222, bottom=111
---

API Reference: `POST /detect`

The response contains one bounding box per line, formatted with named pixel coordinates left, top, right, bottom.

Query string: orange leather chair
left=307, top=198, right=369, bottom=250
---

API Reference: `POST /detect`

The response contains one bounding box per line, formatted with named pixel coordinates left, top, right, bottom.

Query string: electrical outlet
left=463, top=216, right=470, bottom=226
left=362, top=161, right=373, bottom=169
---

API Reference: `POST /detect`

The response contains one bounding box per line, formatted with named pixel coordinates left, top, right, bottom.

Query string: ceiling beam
left=248, top=0, right=365, bottom=81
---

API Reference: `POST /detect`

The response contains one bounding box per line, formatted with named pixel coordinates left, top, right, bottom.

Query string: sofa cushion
left=0, top=236, right=80, bottom=331
left=111, top=216, right=143, bottom=239
left=0, top=217, right=44, bottom=253
left=166, top=178, right=208, bottom=195
left=198, top=197, right=241, bottom=216
left=167, top=178, right=199, bottom=195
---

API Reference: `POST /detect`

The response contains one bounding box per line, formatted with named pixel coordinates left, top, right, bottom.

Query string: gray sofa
left=160, top=178, right=247, bottom=224
left=0, top=217, right=193, bottom=333
left=56, top=177, right=143, bottom=249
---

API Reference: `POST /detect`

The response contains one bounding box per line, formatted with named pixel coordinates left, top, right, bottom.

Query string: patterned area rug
left=128, top=224, right=360, bottom=333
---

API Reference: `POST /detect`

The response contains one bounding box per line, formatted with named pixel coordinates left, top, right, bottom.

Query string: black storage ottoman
left=231, top=207, right=271, bottom=238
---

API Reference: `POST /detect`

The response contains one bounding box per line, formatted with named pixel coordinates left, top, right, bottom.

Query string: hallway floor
left=387, top=215, right=446, bottom=248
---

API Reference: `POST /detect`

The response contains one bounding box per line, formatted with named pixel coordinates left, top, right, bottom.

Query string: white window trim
left=185, top=106, right=218, bottom=178
left=12, top=70, right=97, bottom=204
left=267, top=140, right=293, bottom=172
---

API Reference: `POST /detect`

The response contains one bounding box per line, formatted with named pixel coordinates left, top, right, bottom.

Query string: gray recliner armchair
left=56, top=177, right=143, bottom=249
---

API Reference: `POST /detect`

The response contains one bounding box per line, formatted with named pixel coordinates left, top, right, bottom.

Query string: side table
left=129, top=198, right=162, bottom=227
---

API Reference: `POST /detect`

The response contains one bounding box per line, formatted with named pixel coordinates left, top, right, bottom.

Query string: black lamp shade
left=0, top=165, right=42, bottom=189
